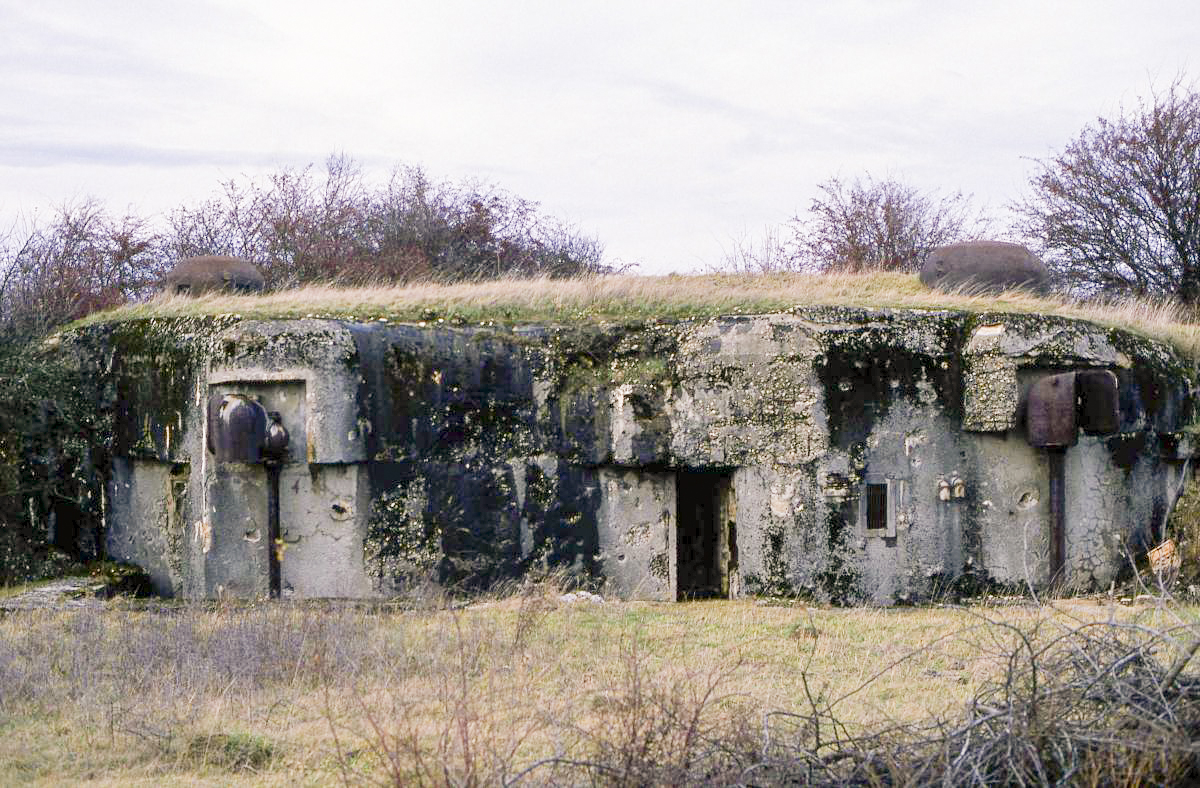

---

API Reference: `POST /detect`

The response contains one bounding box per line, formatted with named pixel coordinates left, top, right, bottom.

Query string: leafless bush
left=715, top=175, right=986, bottom=275
left=714, top=225, right=796, bottom=274
left=0, top=155, right=611, bottom=343
left=164, top=155, right=610, bottom=290
left=797, top=175, right=983, bottom=274
left=560, top=638, right=755, bottom=786
left=1015, top=75, right=1200, bottom=304
left=326, top=608, right=563, bottom=787
left=164, top=155, right=375, bottom=288
left=0, top=202, right=160, bottom=340
left=745, top=612, right=1200, bottom=787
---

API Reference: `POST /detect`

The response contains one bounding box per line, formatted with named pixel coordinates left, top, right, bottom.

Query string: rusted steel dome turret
left=919, top=241, right=1050, bottom=295
left=160, top=255, right=265, bottom=296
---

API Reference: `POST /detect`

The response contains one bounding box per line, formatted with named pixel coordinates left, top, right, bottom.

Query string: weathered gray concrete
left=204, top=463, right=270, bottom=598
left=278, top=463, right=373, bottom=597
left=105, top=458, right=188, bottom=596
left=71, top=304, right=1198, bottom=604
left=596, top=468, right=673, bottom=601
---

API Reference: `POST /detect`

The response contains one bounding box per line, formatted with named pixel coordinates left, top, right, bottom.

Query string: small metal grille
left=866, top=483, right=889, bottom=532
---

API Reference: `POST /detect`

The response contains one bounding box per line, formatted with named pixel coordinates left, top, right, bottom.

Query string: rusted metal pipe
left=1047, top=448, right=1066, bottom=581
left=266, top=464, right=282, bottom=598
left=1026, top=373, right=1078, bottom=586
left=263, top=411, right=290, bottom=600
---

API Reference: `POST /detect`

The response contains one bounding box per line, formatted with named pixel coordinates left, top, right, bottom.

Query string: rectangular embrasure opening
left=862, top=478, right=900, bottom=538
left=866, top=483, right=889, bottom=532
left=675, top=470, right=736, bottom=600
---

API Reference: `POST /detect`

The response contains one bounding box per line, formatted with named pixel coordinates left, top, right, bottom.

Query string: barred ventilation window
left=866, top=483, right=889, bottom=532
left=862, top=478, right=899, bottom=538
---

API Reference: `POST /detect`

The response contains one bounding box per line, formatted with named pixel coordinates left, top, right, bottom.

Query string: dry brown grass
left=66, top=272, right=1200, bottom=357
left=0, top=593, right=1195, bottom=785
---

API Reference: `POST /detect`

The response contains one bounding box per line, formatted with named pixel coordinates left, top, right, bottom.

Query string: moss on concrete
left=49, top=293, right=1200, bottom=602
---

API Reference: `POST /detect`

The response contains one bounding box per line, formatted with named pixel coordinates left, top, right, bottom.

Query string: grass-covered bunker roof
left=68, top=272, right=1200, bottom=359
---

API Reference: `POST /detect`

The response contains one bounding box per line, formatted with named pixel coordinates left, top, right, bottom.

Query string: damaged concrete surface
left=61, top=305, right=1199, bottom=604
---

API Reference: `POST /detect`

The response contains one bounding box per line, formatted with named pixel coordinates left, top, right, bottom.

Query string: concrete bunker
left=65, top=303, right=1199, bottom=605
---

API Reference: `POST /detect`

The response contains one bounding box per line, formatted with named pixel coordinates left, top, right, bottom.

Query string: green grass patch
left=183, top=732, right=275, bottom=773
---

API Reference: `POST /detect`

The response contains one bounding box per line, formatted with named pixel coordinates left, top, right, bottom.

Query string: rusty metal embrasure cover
left=263, top=411, right=290, bottom=463
left=207, top=393, right=267, bottom=463
left=1026, top=373, right=1078, bottom=448
left=1077, top=369, right=1120, bottom=435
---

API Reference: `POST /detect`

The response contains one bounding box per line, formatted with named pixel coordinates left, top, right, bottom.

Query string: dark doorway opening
left=676, top=470, right=737, bottom=600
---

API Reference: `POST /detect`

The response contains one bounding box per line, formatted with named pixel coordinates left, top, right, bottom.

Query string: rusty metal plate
left=1077, top=369, right=1120, bottom=435
left=263, top=411, right=290, bottom=463
left=1026, top=373, right=1078, bottom=448
left=207, top=393, right=266, bottom=463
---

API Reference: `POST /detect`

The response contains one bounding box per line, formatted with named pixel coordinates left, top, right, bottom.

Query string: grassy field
left=1, top=589, right=1196, bottom=786
left=64, top=272, right=1200, bottom=357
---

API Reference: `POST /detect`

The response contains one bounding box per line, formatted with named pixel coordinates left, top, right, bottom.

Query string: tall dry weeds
left=1, top=592, right=1197, bottom=785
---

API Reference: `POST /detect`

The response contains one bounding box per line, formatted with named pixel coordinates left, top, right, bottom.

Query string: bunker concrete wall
left=105, top=458, right=187, bottom=596
left=71, top=306, right=1199, bottom=604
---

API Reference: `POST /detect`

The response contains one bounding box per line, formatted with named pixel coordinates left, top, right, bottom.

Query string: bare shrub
left=747, top=611, right=1200, bottom=786
left=797, top=175, right=983, bottom=274
left=0, top=155, right=611, bottom=342
left=326, top=609, right=563, bottom=786
left=714, top=225, right=796, bottom=274
left=0, top=202, right=160, bottom=339
left=165, top=155, right=375, bottom=288
left=1015, top=75, right=1200, bottom=304
left=164, top=156, right=611, bottom=290
left=715, top=176, right=984, bottom=275
left=564, top=637, right=755, bottom=785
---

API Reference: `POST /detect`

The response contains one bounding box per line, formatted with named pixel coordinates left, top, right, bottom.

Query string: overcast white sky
left=1, top=1, right=1197, bottom=274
